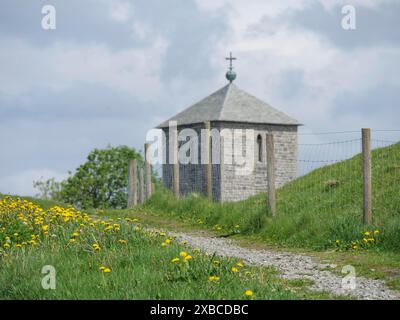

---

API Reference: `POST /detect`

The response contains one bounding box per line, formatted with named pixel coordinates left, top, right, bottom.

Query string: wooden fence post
left=172, top=125, right=180, bottom=198
left=204, top=121, right=213, bottom=201
left=362, top=128, right=372, bottom=224
left=144, top=143, right=152, bottom=199
left=219, top=135, right=224, bottom=203
left=266, top=134, right=276, bottom=217
left=139, top=166, right=145, bottom=204
left=127, top=159, right=138, bottom=208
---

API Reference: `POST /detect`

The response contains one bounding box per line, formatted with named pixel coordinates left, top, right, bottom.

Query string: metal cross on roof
left=225, top=52, right=236, bottom=71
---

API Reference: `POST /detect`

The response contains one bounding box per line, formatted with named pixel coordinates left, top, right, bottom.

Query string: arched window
left=257, top=134, right=262, bottom=162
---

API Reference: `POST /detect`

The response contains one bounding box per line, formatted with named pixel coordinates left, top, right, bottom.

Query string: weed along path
left=170, top=231, right=399, bottom=300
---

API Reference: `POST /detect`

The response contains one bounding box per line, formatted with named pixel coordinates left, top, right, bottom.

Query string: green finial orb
left=226, top=70, right=236, bottom=83
left=225, top=52, right=237, bottom=83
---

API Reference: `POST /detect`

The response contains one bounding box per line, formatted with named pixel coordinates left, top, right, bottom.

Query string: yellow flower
left=181, top=240, right=187, bottom=245
left=374, top=230, right=380, bottom=235
left=161, top=242, right=167, bottom=247
left=159, top=232, right=166, bottom=237
left=244, top=290, right=254, bottom=297
left=13, top=232, right=19, bottom=237
left=236, top=262, right=244, bottom=268
left=171, top=257, right=180, bottom=263
left=231, top=267, right=239, bottom=273
left=42, top=225, right=49, bottom=232
left=208, top=275, right=220, bottom=282
left=15, top=244, right=22, bottom=248
left=118, top=239, right=127, bottom=245
left=184, top=255, right=192, bottom=261
left=69, top=238, right=76, bottom=244
left=180, top=251, right=188, bottom=258
left=72, top=232, right=79, bottom=238
left=3, top=243, right=10, bottom=249
left=213, top=260, right=220, bottom=266
left=165, top=239, right=172, bottom=244
left=99, top=266, right=111, bottom=273
left=363, top=231, right=370, bottom=236
left=92, top=243, right=101, bottom=252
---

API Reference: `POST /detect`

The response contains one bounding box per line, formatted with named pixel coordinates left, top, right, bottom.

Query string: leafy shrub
left=59, top=145, right=142, bottom=209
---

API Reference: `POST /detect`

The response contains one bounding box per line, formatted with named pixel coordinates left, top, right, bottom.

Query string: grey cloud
left=286, top=2, right=400, bottom=49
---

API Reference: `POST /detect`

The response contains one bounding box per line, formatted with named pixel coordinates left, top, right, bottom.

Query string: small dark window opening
left=257, top=134, right=262, bottom=162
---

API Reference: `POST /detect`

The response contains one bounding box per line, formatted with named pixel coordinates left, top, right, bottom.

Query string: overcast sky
left=0, top=0, right=399, bottom=196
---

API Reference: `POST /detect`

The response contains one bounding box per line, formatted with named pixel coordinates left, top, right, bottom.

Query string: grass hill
left=139, top=142, right=400, bottom=253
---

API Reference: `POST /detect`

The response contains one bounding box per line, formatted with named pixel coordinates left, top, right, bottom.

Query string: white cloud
left=0, top=169, right=67, bottom=197
left=196, top=0, right=400, bottom=132
left=109, top=1, right=133, bottom=22
left=0, top=37, right=168, bottom=102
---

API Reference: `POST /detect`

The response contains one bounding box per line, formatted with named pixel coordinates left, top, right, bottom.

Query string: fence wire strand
left=278, top=131, right=400, bottom=220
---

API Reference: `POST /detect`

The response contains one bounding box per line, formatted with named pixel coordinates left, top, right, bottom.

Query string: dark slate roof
left=156, top=83, right=300, bottom=128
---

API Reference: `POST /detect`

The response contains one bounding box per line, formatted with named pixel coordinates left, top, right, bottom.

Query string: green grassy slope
left=139, top=142, right=400, bottom=252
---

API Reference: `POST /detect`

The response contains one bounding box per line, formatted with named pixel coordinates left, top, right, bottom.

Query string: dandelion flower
left=171, top=257, right=180, bottom=263
left=244, top=290, right=254, bottom=297
left=208, top=276, right=220, bottom=282
left=231, top=267, right=239, bottom=273
left=184, top=255, right=192, bottom=261
left=180, top=251, right=188, bottom=258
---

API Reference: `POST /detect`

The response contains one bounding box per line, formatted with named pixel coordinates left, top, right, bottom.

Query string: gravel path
left=173, top=232, right=399, bottom=300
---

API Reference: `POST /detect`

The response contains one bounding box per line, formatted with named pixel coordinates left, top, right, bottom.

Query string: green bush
left=59, top=145, right=142, bottom=209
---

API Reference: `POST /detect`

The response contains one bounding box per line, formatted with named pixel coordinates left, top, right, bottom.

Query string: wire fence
left=136, top=129, right=400, bottom=222
left=278, top=130, right=400, bottom=220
